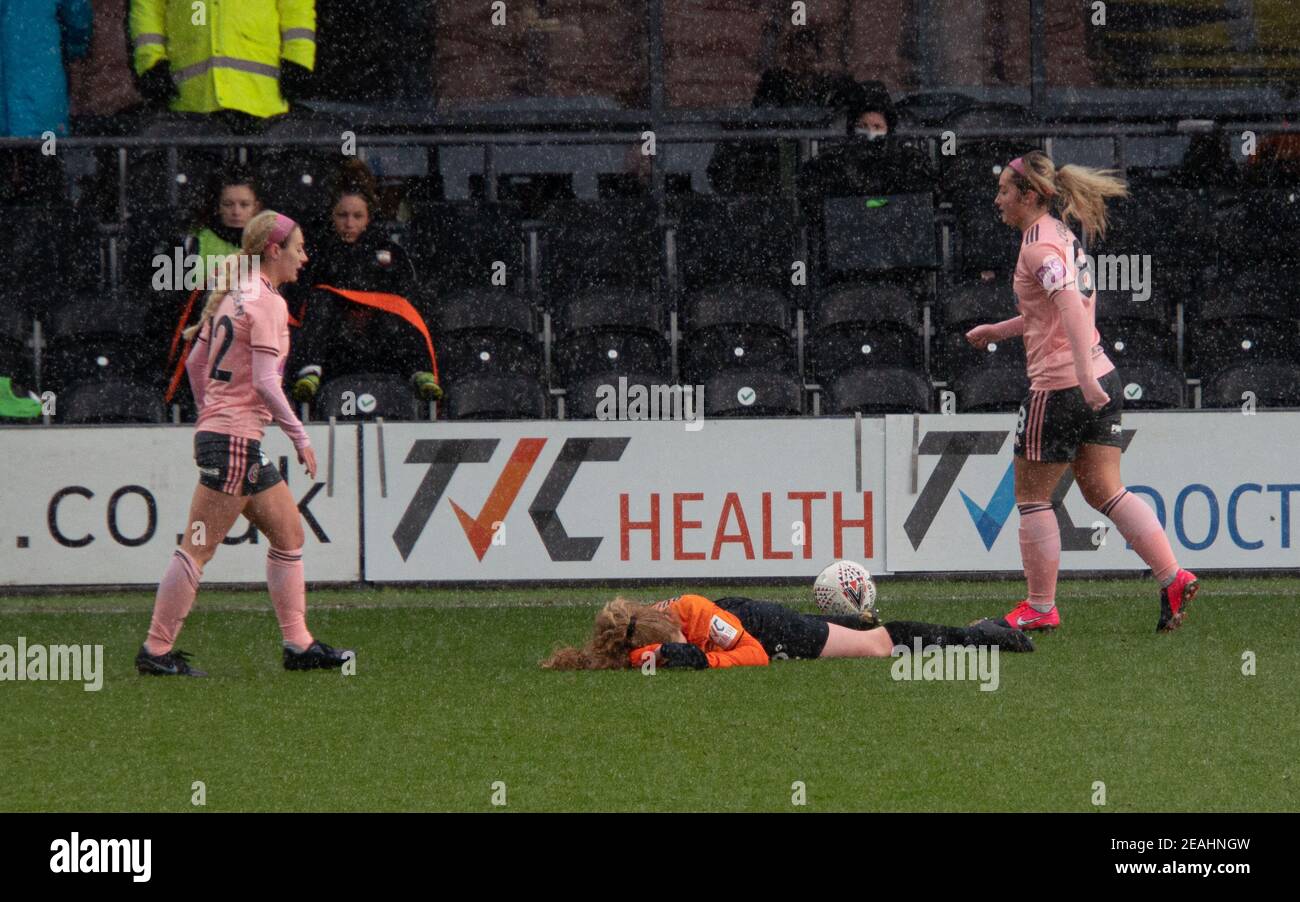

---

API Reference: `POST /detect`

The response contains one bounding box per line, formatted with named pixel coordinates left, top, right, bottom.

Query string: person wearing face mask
left=288, top=158, right=440, bottom=407
left=800, top=80, right=935, bottom=201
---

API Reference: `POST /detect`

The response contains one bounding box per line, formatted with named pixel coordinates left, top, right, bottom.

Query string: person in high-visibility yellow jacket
left=129, top=0, right=316, bottom=119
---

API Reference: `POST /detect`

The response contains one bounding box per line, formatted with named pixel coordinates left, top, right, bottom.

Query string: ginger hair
left=541, top=597, right=681, bottom=671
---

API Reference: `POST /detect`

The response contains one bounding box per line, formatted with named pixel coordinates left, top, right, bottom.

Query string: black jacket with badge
left=291, top=227, right=430, bottom=381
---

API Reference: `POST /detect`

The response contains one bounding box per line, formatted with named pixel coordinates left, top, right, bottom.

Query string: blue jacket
left=0, top=0, right=93, bottom=137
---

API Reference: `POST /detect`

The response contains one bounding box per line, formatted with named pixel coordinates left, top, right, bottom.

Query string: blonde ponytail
left=182, top=210, right=290, bottom=341
left=1010, top=150, right=1129, bottom=244
left=1053, top=163, right=1129, bottom=243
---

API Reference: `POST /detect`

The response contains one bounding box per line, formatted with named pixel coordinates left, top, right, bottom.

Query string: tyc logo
left=903, top=429, right=1136, bottom=551
left=392, top=437, right=629, bottom=562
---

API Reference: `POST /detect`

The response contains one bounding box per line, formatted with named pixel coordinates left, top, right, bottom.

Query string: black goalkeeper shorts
left=713, top=597, right=830, bottom=660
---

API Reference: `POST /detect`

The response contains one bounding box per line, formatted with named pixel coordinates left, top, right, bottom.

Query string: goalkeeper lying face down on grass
left=542, top=594, right=1034, bottom=670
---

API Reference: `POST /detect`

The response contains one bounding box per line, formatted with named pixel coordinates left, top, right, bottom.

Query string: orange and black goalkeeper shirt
left=628, top=594, right=770, bottom=669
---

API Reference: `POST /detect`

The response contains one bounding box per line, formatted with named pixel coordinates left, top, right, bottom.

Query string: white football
left=813, top=559, right=879, bottom=617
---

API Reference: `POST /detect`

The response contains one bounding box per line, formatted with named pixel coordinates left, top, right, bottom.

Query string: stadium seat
left=680, top=288, right=794, bottom=382
left=556, top=331, right=670, bottom=384
left=42, top=294, right=157, bottom=393
left=315, top=373, right=420, bottom=421
left=1109, top=362, right=1184, bottom=409
left=407, top=201, right=526, bottom=293
left=444, top=373, right=547, bottom=419
left=811, top=283, right=923, bottom=378
left=1214, top=190, right=1300, bottom=265
left=564, top=372, right=686, bottom=420
left=251, top=115, right=351, bottom=225
left=952, top=361, right=1028, bottom=412
left=935, top=280, right=1022, bottom=379
left=671, top=196, right=798, bottom=291
left=124, top=116, right=232, bottom=221
left=58, top=379, right=166, bottom=424
left=1097, top=320, right=1177, bottom=368
left=819, top=193, right=938, bottom=279
left=823, top=365, right=931, bottom=414
left=1187, top=266, right=1300, bottom=326
left=552, top=288, right=664, bottom=339
left=1186, top=316, right=1300, bottom=377
left=1201, top=360, right=1300, bottom=409
left=538, top=199, right=659, bottom=298
left=701, top=369, right=802, bottom=417
left=435, top=288, right=542, bottom=382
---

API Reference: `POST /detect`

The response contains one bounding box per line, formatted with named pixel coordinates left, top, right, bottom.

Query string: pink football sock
left=1099, top=489, right=1179, bottom=584
left=145, top=548, right=203, bottom=655
left=267, top=547, right=314, bottom=650
left=1018, top=503, right=1060, bottom=611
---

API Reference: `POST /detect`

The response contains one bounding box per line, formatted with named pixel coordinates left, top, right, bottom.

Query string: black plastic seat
left=564, top=372, right=687, bottom=420
left=407, top=202, right=525, bottom=292
left=538, top=199, right=659, bottom=298
left=1109, top=362, right=1184, bottom=410
left=435, top=288, right=541, bottom=381
left=555, top=331, right=670, bottom=384
left=1201, top=360, right=1300, bottom=409
left=702, top=369, right=802, bottom=417
left=820, top=193, right=938, bottom=277
left=824, top=365, right=931, bottom=414
left=59, top=379, right=166, bottom=423
left=1097, top=321, right=1176, bottom=367
left=939, top=279, right=1018, bottom=330
left=43, top=294, right=157, bottom=392
left=553, top=288, right=664, bottom=339
left=682, top=288, right=793, bottom=381
left=1186, top=318, right=1300, bottom=377
left=952, top=362, right=1029, bottom=412
left=444, top=373, right=547, bottom=420
left=936, top=331, right=1025, bottom=381
left=315, top=373, right=420, bottom=421
left=671, top=196, right=797, bottom=291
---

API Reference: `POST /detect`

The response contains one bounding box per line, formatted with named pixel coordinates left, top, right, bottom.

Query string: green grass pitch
left=2, top=576, right=1296, bottom=812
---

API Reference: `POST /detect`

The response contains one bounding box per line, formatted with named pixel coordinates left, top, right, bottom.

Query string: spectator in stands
left=707, top=27, right=857, bottom=195
left=288, top=159, right=441, bottom=406
left=0, top=0, right=92, bottom=139
left=128, top=0, right=317, bottom=129
left=187, top=166, right=266, bottom=264
left=0, top=0, right=92, bottom=418
left=799, top=80, right=937, bottom=201
left=161, top=167, right=267, bottom=409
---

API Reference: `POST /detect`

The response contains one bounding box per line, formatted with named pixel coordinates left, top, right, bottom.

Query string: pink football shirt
left=194, top=275, right=291, bottom=441
left=1012, top=213, right=1115, bottom=391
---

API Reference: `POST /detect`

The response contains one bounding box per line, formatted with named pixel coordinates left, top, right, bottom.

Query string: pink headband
left=267, top=212, right=297, bottom=247
left=1008, top=156, right=1054, bottom=196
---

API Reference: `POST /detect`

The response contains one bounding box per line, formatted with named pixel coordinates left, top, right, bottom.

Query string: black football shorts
left=1013, top=368, right=1124, bottom=463
left=194, top=431, right=283, bottom=496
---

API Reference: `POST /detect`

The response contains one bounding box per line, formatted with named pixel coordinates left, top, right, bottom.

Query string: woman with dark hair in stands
left=542, top=594, right=1034, bottom=671
left=186, top=165, right=265, bottom=267
left=965, top=150, right=1198, bottom=635
left=288, top=158, right=441, bottom=405
left=137, top=210, right=351, bottom=676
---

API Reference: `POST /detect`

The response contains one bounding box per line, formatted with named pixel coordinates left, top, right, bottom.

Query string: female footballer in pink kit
left=966, top=151, right=1198, bottom=633
left=136, top=210, right=352, bottom=676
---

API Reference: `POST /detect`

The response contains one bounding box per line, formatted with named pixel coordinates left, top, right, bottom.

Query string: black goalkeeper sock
left=884, top=620, right=981, bottom=648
